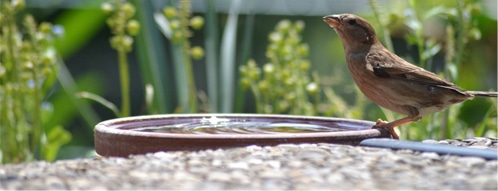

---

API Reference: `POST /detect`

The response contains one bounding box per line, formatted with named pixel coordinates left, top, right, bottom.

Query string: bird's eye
left=348, top=19, right=356, bottom=25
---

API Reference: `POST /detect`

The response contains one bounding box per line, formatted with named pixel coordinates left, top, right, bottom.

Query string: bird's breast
left=346, top=58, right=406, bottom=113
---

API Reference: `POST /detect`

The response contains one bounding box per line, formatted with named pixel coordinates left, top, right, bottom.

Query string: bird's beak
left=323, top=15, right=340, bottom=28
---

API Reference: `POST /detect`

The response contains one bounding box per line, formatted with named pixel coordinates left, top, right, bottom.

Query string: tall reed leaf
left=132, top=0, right=171, bottom=114
left=220, top=0, right=242, bottom=113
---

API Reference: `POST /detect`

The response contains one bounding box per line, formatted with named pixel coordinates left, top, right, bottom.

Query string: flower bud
left=284, top=78, right=294, bottom=87
left=41, top=56, right=53, bottom=66
left=106, top=18, right=116, bottom=29
left=169, top=20, right=181, bottom=31
left=299, top=60, right=310, bottom=71
left=263, top=63, right=274, bottom=74
left=190, top=16, right=204, bottom=30
left=269, top=32, right=282, bottom=43
left=249, top=68, right=261, bottom=80
left=298, top=44, right=309, bottom=56
left=163, top=6, right=177, bottom=19
left=294, top=20, right=305, bottom=33
left=23, top=62, right=33, bottom=70
left=126, top=20, right=140, bottom=36
left=285, top=92, right=296, bottom=102
left=122, top=35, right=134, bottom=52
left=41, top=68, right=52, bottom=77
left=306, top=82, right=318, bottom=95
left=12, top=0, right=25, bottom=11
left=239, top=65, right=248, bottom=75
left=121, top=2, right=136, bottom=19
left=469, top=28, right=481, bottom=40
left=239, top=78, right=251, bottom=90
left=101, top=2, right=113, bottom=14
left=276, top=19, right=291, bottom=33
left=258, top=81, right=269, bottom=92
left=110, top=36, right=120, bottom=49
left=171, top=32, right=183, bottom=44
left=39, top=22, right=52, bottom=34
left=190, top=46, right=204, bottom=60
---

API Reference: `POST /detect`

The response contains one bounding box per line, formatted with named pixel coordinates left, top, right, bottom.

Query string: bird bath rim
left=94, top=113, right=392, bottom=157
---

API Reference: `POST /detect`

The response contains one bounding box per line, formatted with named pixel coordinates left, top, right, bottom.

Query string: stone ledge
left=1, top=138, right=497, bottom=190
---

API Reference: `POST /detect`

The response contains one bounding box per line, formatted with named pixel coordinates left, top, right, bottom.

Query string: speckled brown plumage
left=323, top=13, right=497, bottom=139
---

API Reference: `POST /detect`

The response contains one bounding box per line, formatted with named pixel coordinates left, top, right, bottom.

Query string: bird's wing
left=365, top=49, right=456, bottom=88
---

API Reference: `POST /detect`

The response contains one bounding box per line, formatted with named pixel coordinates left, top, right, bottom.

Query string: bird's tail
left=467, top=91, right=498, bottom=98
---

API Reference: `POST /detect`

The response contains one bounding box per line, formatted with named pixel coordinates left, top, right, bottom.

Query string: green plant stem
left=440, top=1, right=467, bottom=139
left=369, top=0, right=394, bottom=52
left=118, top=48, right=130, bottom=117
left=408, top=1, right=426, bottom=67
left=30, top=66, right=42, bottom=156
left=172, top=0, right=197, bottom=113
left=475, top=103, right=494, bottom=137
left=182, top=40, right=197, bottom=113
left=27, top=31, right=42, bottom=160
left=204, top=0, right=219, bottom=112
left=180, top=0, right=197, bottom=112
left=5, top=6, right=25, bottom=162
left=454, top=0, right=466, bottom=69
left=250, top=84, right=262, bottom=113
left=170, top=44, right=189, bottom=112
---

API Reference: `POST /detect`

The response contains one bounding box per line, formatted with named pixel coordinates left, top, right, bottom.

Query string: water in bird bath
left=131, top=116, right=343, bottom=134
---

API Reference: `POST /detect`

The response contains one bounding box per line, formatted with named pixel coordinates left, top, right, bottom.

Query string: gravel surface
left=423, top=137, right=498, bottom=150
left=1, top=137, right=497, bottom=190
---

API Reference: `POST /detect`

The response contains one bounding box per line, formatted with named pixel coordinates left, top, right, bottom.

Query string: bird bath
left=94, top=114, right=392, bottom=157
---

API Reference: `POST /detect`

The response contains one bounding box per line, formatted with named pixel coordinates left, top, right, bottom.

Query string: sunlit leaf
left=42, top=125, right=72, bottom=161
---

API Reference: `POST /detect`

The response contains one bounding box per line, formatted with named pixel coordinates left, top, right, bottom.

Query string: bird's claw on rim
left=372, top=120, right=400, bottom=140
left=375, top=118, right=388, bottom=125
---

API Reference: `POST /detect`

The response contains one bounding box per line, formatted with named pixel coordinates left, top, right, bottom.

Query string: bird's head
left=323, top=14, right=379, bottom=52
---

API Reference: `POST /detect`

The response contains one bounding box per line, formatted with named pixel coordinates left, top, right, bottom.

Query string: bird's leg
left=372, top=116, right=421, bottom=139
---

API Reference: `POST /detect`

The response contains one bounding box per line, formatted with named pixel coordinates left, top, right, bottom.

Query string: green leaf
left=54, top=3, right=106, bottom=58
left=53, top=62, right=101, bottom=128
left=42, top=125, right=72, bottom=162
left=133, top=0, right=171, bottom=114
left=422, top=43, right=441, bottom=60
left=170, top=42, right=190, bottom=112
left=220, top=0, right=242, bottom=113
left=153, top=13, right=173, bottom=39
left=422, top=6, right=446, bottom=20
left=76, top=91, right=121, bottom=117
left=234, top=13, right=255, bottom=113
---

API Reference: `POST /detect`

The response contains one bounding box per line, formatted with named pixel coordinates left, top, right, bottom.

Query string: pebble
left=0, top=138, right=496, bottom=190
left=420, top=152, right=440, bottom=160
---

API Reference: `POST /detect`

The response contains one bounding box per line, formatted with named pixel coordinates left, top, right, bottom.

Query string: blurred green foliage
left=1, top=0, right=496, bottom=163
left=0, top=0, right=71, bottom=163
left=240, top=20, right=318, bottom=115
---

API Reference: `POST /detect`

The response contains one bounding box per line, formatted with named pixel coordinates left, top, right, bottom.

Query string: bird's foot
left=375, top=118, right=388, bottom=125
left=372, top=119, right=399, bottom=140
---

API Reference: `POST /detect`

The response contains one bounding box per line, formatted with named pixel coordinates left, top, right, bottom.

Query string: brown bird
left=323, top=13, right=497, bottom=139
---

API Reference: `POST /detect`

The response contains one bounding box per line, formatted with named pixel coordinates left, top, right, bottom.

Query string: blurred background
left=1, top=0, right=496, bottom=162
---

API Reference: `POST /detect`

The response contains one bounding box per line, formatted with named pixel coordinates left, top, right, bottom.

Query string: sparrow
left=323, top=13, right=497, bottom=139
